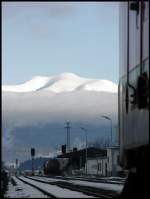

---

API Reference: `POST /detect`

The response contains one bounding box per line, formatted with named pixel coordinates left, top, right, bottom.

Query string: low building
left=86, top=146, right=122, bottom=177
left=107, top=146, right=122, bottom=176
left=57, top=146, right=122, bottom=176
left=86, top=156, right=108, bottom=176
left=57, top=147, right=107, bottom=173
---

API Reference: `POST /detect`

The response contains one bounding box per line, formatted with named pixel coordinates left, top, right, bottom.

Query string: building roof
left=107, top=146, right=120, bottom=150
left=57, top=147, right=107, bottom=159
left=87, top=156, right=108, bottom=161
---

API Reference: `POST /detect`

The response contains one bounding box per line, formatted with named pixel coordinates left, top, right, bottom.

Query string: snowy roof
left=106, top=146, right=120, bottom=150
left=57, top=147, right=107, bottom=158
left=87, top=156, right=108, bottom=160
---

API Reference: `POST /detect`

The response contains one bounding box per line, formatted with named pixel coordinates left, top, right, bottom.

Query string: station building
left=58, top=146, right=122, bottom=176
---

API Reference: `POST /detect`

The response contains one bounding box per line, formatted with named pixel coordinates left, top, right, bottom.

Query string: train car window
left=130, top=2, right=139, bottom=14
left=143, top=59, right=149, bottom=77
left=137, top=72, right=149, bottom=109
left=143, top=2, right=148, bottom=21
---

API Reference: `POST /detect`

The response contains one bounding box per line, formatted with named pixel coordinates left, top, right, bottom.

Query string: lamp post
left=64, top=121, right=71, bottom=152
left=80, top=127, right=87, bottom=175
left=101, top=116, right=113, bottom=147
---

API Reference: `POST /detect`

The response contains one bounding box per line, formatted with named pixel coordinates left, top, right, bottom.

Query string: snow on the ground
left=28, top=176, right=124, bottom=193
left=19, top=176, right=95, bottom=198
left=76, top=176, right=126, bottom=184
left=69, top=180, right=123, bottom=193
left=61, top=176, right=126, bottom=183
left=28, top=176, right=61, bottom=183
left=5, top=176, right=49, bottom=198
left=99, top=176, right=126, bottom=181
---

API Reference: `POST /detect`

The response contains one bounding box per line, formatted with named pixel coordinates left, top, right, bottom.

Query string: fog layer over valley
left=2, top=73, right=118, bottom=162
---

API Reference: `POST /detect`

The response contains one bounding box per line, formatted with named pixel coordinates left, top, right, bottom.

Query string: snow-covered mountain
left=2, top=73, right=117, bottom=93
left=2, top=73, right=118, bottom=163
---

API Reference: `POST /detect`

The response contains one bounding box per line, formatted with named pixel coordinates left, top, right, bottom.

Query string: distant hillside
left=18, top=157, right=49, bottom=171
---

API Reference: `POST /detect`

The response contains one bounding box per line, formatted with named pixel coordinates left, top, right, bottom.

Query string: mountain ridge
left=2, top=73, right=118, bottom=93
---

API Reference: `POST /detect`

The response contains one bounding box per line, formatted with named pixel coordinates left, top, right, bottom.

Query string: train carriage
left=119, top=1, right=149, bottom=197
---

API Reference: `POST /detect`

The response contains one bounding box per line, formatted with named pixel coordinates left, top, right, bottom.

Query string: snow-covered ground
left=57, top=176, right=126, bottom=183
left=69, top=180, right=123, bottom=193
left=5, top=176, right=49, bottom=198
left=6, top=175, right=124, bottom=198
left=18, top=176, right=94, bottom=198
left=28, top=176, right=124, bottom=193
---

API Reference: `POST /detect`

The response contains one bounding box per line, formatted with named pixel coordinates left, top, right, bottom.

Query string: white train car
left=119, top=1, right=149, bottom=197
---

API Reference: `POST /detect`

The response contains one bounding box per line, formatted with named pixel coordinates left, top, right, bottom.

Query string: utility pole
left=101, top=116, right=113, bottom=147
left=80, top=127, right=88, bottom=175
left=64, top=121, right=71, bottom=152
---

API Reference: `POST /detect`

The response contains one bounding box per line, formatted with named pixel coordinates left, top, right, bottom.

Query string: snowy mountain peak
left=2, top=73, right=118, bottom=93
left=55, top=72, right=80, bottom=79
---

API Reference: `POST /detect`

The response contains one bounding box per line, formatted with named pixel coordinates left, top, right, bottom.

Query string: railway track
left=37, top=175, right=125, bottom=185
left=16, top=176, right=55, bottom=198
left=17, top=176, right=94, bottom=198
left=25, top=176, right=121, bottom=198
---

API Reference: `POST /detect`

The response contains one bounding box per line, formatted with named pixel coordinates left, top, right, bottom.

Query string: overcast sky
left=2, top=2, right=119, bottom=85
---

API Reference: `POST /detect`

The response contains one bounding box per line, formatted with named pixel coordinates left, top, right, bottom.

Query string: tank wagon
left=43, top=158, right=69, bottom=175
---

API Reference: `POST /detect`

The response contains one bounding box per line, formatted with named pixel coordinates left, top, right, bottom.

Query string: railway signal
left=31, top=148, right=35, bottom=176
left=16, top=158, right=18, bottom=176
